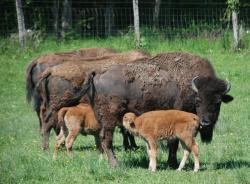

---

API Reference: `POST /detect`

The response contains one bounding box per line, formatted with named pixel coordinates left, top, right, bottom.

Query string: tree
left=132, top=0, right=140, bottom=48
left=52, top=0, right=60, bottom=40
left=15, top=0, right=26, bottom=48
left=227, top=0, right=240, bottom=50
left=61, top=0, right=72, bottom=40
left=104, top=0, right=114, bottom=37
left=153, top=0, right=161, bottom=29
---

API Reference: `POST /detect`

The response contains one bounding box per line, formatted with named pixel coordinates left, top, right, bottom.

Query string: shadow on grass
left=74, top=145, right=142, bottom=152
left=214, top=160, right=250, bottom=170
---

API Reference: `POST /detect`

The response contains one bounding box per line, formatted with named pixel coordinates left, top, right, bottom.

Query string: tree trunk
left=61, top=0, right=72, bottom=40
left=232, top=10, right=239, bottom=50
left=52, top=0, right=60, bottom=40
left=15, top=0, right=26, bottom=48
left=94, top=0, right=99, bottom=37
left=104, top=0, right=114, bottom=37
left=153, top=0, right=161, bottom=29
left=132, top=0, right=140, bottom=48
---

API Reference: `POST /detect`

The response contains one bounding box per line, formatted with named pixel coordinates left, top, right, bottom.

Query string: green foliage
left=227, top=0, right=240, bottom=11
left=0, top=36, right=250, bottom=184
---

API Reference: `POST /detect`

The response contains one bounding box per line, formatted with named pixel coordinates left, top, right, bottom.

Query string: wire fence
left=0, top=4, right=249, bottom=39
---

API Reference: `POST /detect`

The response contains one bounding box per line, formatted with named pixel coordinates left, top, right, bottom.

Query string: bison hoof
left=167, top=160, right=179, bottom=169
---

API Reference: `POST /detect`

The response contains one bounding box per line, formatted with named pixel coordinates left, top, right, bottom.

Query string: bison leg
left=128, top=132, right=138, bottom=150
left=94, top=134, right=104, bottom=154
left=53, top=123, right=61, bottom=136
left=42, top=123, right=52, bottom=150
left=36, top=110, right=43, bottom=135
left=120, top=126, right=130, bottom=151
left=167, top=139, right=179, bottom=169
left=41, top=114, right=57, bottom=150
left=101, top=127, right=117, bottom=167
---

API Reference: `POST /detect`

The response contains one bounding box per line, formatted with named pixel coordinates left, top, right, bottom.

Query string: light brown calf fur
left=123, top=110, right=200, bottom=172
left=53, top=103, right=102, bottom=159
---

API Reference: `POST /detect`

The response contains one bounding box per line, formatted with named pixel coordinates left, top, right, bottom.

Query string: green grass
left=0, top=36, right=250, bottom=184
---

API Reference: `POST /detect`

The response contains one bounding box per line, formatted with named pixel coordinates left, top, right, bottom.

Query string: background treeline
left=1, top=0, right=250, bottom=50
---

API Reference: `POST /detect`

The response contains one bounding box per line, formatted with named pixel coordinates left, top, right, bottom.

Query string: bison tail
left=25, top=59, right=37, bottom=103
left=33, top=71, right=51, bottom=115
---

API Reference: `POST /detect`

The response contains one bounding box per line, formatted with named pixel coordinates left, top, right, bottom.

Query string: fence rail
left=0, top=6, right=249, bottom=38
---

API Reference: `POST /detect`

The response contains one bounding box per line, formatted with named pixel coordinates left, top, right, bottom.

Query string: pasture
left=0, top=36, right=250, bottom=184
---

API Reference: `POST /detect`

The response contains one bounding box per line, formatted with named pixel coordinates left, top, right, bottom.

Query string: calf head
left=123, top=113, right=137, bottom=134
left=192, top=76, right=234, bottom=143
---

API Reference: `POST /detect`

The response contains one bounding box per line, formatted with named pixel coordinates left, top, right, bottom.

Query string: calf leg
left=177, top=149, right=190, bottom=171
left=179, top=138, right=200, bottom=172
left=65, top=128, right=79, bottom=157
left=53, top=128, right=65, bottom=160
left=191, top=140, right=200, bottom=172
left=148, top=140, right=157, bottom=172
left=167, top=139, right=179, bottom=169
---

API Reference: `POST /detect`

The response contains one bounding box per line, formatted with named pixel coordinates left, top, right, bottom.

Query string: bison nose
left=200, top=120, right=212, bottom=127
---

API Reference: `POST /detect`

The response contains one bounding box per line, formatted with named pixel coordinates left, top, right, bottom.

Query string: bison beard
left=199, top=125, right=214, bottom=143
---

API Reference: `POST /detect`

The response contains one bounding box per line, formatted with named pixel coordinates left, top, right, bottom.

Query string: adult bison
left=26, top=48, right=117, bottom=134
left=55, top=52, right=233, bottom=167
left=35, top=50, right=149, bottom=150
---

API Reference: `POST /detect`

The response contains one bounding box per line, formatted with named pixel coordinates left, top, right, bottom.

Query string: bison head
left=191, top=76, right=233, bottom=143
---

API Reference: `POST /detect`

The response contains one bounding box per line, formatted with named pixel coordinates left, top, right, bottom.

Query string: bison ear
left=222, top=94, right=233, bottom=103
left=129, top=122, right=136, bottom=128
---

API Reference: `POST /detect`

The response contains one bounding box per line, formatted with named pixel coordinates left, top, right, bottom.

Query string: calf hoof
left=53, top=154, right=57, bottom=160
left=148, top=167, right=156, bottom=173
left=193, top=168, right=199, bottom=172
left=176, top=168, right=182, bottom=172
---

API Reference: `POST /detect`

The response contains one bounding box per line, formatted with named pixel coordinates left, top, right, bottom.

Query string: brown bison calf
left=123, top=110, right=200, bottom=172
left=53, top=103, right=102, bottom=159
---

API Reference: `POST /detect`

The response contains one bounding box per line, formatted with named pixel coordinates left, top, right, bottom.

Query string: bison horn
left=224, top=79, right=231, bottom=94
left=191, top=76, right=199, bottom=93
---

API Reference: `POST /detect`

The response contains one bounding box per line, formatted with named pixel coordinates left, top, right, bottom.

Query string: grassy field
left=0, top=36, right=250, bottom=184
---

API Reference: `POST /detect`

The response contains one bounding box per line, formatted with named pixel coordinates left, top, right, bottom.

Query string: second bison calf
left=123, top=110, right=200, bottom=172
left=53, top=103, right=102, bottom=159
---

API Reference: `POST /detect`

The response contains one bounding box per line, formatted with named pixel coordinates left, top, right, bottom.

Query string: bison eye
left=215, top=99, right=221, bottom=104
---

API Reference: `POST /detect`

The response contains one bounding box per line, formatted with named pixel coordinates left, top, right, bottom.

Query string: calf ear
left=222, top=94, right=233, bottom=103
left=129, top=122, right=136, bottom=128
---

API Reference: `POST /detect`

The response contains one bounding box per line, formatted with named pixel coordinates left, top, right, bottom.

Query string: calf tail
left=25, top=59, right=38, bottom=103
left=57, top=108, right=68, bottom=126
